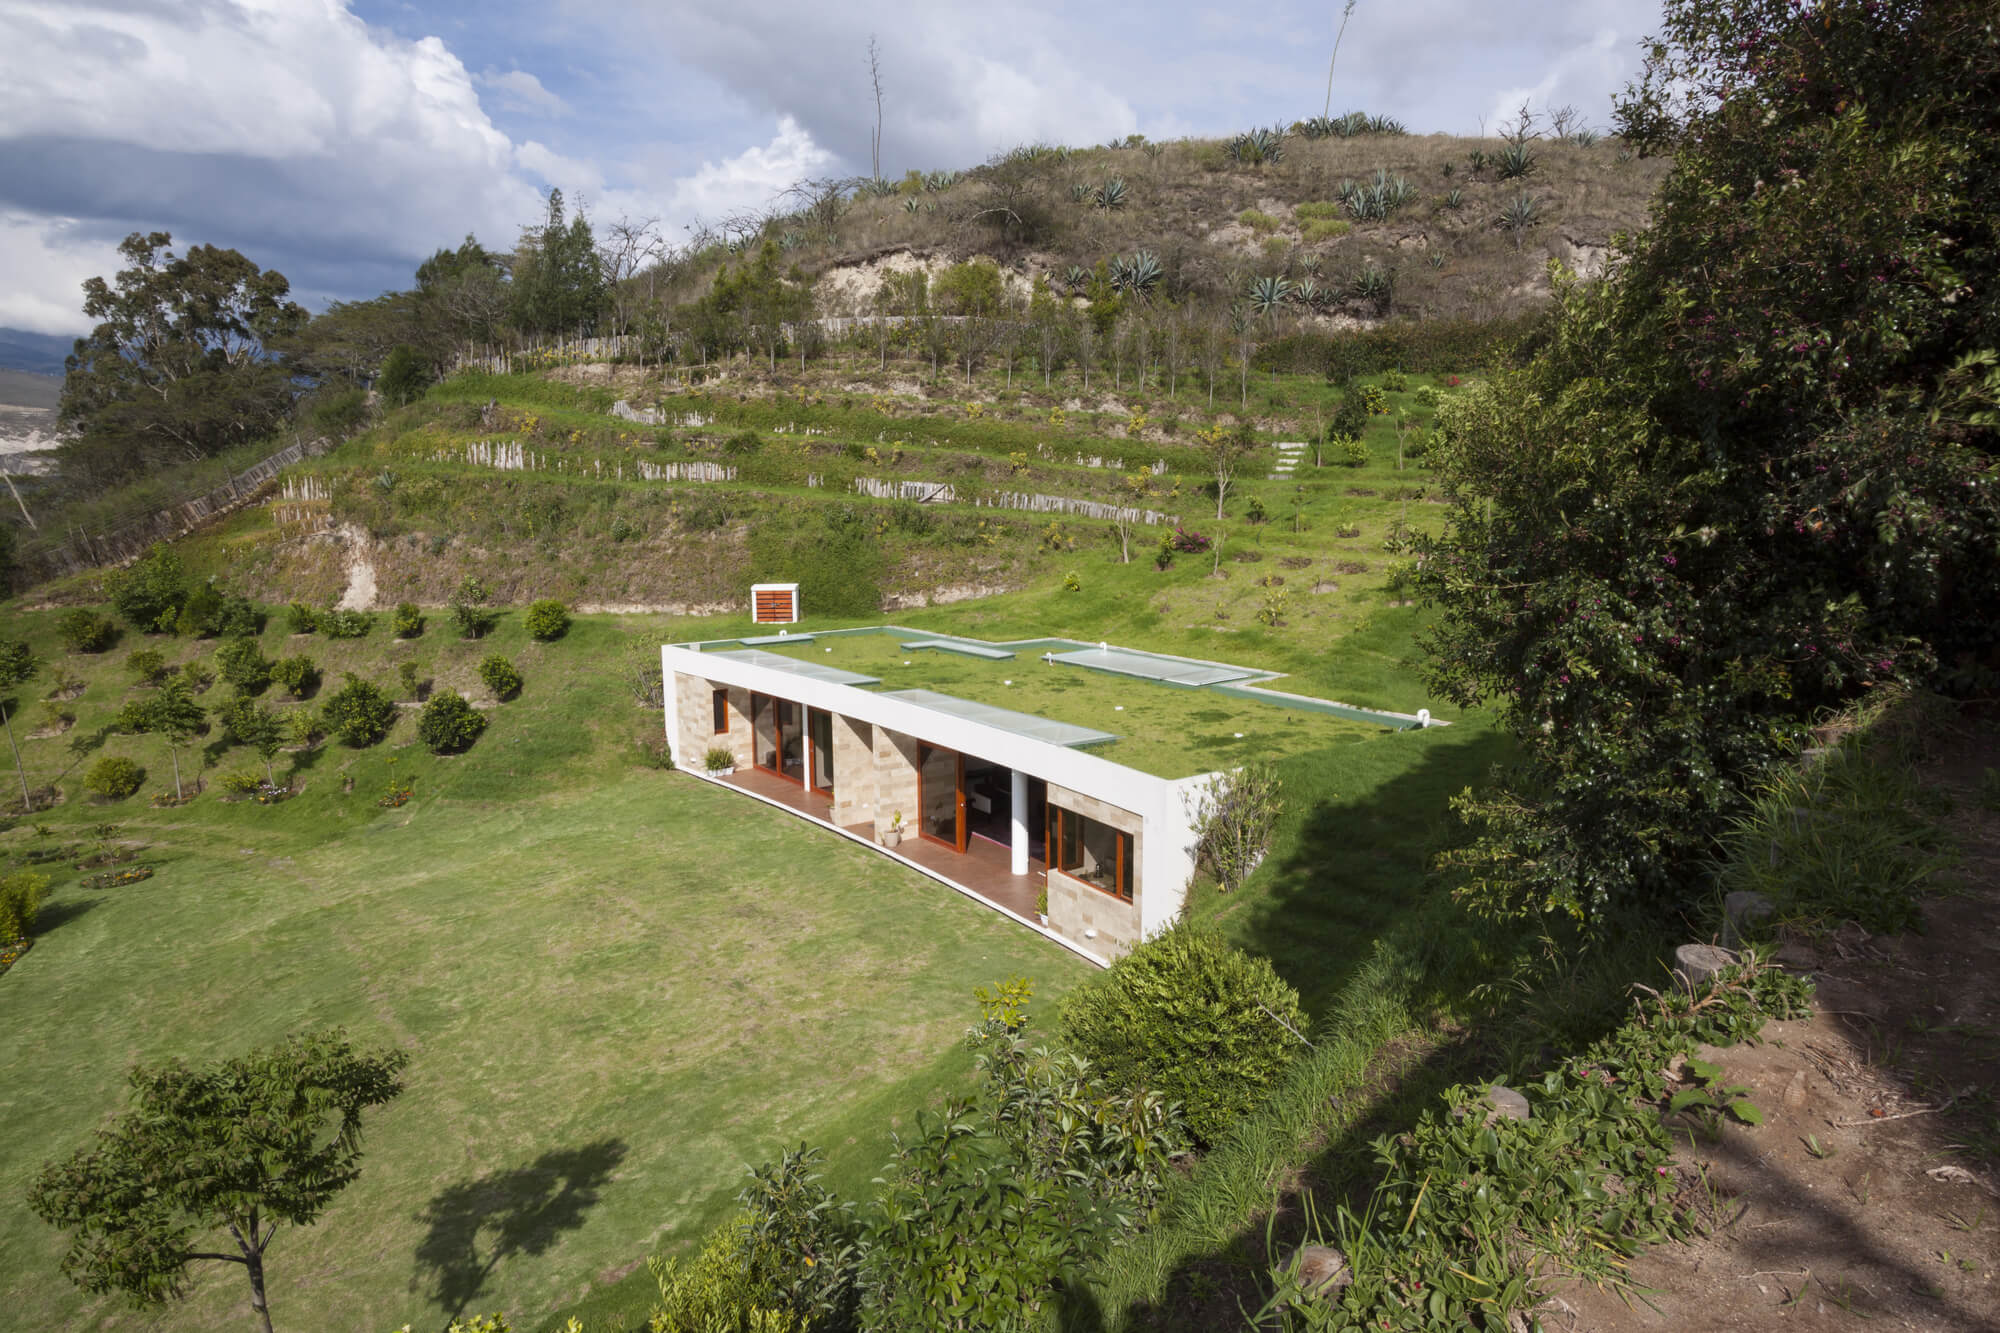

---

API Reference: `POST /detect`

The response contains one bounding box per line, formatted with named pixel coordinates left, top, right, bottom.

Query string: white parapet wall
left=662, top=643, right=1211, bottom=940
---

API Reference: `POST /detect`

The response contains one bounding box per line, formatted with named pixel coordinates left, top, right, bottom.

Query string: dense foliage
left=0, top=868, right=46, bottom=942
left=56, top=609, right=116, bottom=654
left=1414, top=0, right=2000, bottom=923
left=478, top=655, right=522, bottom=700
left=523, top=599, right=571, bottom=641
left=107, top=547, right=188, bottom=632
left=416, top=689, right=486, bottom=754
left=84, top=755, right=143, bottom=799
left=1059, top=923, right=1306, bottom=1146
left=322, top=674, right=397, bottom=747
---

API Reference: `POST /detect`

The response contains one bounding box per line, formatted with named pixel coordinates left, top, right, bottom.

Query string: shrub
left=392, top=602, right=424, bottom=638
left=107, top=546, right=186, bottom=632
left=1381, top=369, right=1408, bottom=392
left=285, top=602, right=320, bottom=635
left=648, top=1216, right=802, bottom=1333
left=478, top=655, right=522, bottom=700
left=85, top=756, right=143, bottom=800
left=56, top=609, right=116, bottom=654
left=1192, top=760, right=1285, bottom=889
left=0, top=869, right=47, bottom=942
left=217, top=769, right=264, bottom=796
left=449, top=577, right=496, bottom=639
left=1169, top=525, right=1212, bottom=554
left=1331, top=389, right=1370, bottom=440
left=720, top=430, right=763, bottom=456
left=126, top=648, right=169, bottom=685
left=1237, top=209, right=1282, bottom=233
left=1332, top=432, right=1370, bottom=466
left=703, top=745, right=735, bottom=773
left=174, top=583, right=259, bottom=638
left=322, top=674, right=397, bottom=747
left=1413, top=383, right=1442, bottom=407
left=415, top=689, right=486, bottom=754
left=214, top=637, right=271, bottom=692
left=378, top=343, right=429, bottom=406
left=284, top=707, right=323, bottom=749
left=271, top=654, right=319, bottom=699
left=320, top=607, right=373, bottom=639
left=1299, top=218, right=1352, bottom=243
left=523, top=599, right=571, bottom=641
left=1058, top=922, right=1306, bottom=1147
left=1293, top=200, right=1343, bottom=221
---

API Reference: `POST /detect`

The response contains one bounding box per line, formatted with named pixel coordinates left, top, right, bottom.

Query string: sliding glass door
left=808, top=708, right=834, bottom=794
left=918, top=743, right=965, bottom=851
left=751, top=693, right=806, bottom=785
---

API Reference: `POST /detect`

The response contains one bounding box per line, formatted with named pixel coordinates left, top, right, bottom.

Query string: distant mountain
left=0, top=327, right=75, bottom=377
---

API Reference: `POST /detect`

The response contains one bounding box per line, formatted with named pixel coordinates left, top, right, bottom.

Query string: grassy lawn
left=0, top=611, right=1089, bottom=1332
left=729, top=628, right=1392, bottom=778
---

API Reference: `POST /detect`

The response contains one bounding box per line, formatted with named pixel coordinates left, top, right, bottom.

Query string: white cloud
left=659, top=116, right=835, bottom=227
left=477, top=67, right=572, bottom=119
left=0, top=213, right=121, bottom=336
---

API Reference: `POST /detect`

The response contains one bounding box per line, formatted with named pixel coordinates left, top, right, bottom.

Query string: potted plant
left=703, top=745, right=735, bottom=777
left=883, top=811, right=904, bottom=849
left=1035, top=886, right=1049, bottom=926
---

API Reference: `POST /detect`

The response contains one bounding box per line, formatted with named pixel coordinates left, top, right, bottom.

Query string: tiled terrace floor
left=719, top=768, right=1046, bottom=923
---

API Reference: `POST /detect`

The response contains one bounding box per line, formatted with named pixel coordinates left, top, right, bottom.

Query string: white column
left=1010, top=768, right=1030, bottom=875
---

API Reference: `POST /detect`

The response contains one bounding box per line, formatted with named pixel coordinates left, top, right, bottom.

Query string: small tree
left=107, top=546, right=187, bottom=632
left=449, top=577, right=495, bottom=639
left=478, top=655, right=522, bottom=701
left=215, top=637, right=272, bottom=693
left=0, top=868, right=47, bottom=942
left=1198, top=423, right=1260, bottom=520
left=0, top=639, right=38, bottom=808
left=322, top=675, right=396, bottom=747
left=271, top=655, right=318, bottom=699
left=224, top=700, right=285, bottom=785
left=28, top=1029, right=409, bottom=1333
left=131, top=675, right=208, bottom=801
left=392, top=602, right=423, bottom=638
left=416, top=689, right=487, bottom=754
left=85, top=755, right=143, bottom=799
left=523, top=599, right=570, bottom=641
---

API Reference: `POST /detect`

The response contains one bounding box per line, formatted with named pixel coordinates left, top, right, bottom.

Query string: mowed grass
left=0, top=610, right=1089, bottom=1332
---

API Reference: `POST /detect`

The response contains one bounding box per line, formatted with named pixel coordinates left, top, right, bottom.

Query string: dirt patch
left=333, top=524, right=377, bottom=611
left=1559, top=725, right=2000, bottom=1332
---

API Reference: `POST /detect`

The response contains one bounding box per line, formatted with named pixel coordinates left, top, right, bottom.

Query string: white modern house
left=661, top=640, right=1214, bottom=963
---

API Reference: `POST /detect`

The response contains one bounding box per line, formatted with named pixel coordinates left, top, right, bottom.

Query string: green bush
left=478, top=655, right=522, bottom=700
left=85, top=756, right=143, bottom=800
left=392, top=602, right=424, bottom=638
left=378, top=344, right=429, bottom=406
left=1293, top=200, right=1344, bottom=221
left=1331, top=389, right=1370, bottom=441
left=1058, top=922, right=1307, bottom=1146
left=214, top=637, right=271, bottom=692
left=126, top=648, right=169, bottom=685
left=217, top=769, right=264, bottom=796
left=320, top=607, right=373, bottom=639
left=56, top=609, right=116, bottom=654
left=416, top=689, right=487, bottom=754
left=173, top=583, right=259, bottom=638
left=523, top=599, right=571, bottom=641
left=1237, top=209, right=1283, bottom=232
left=646, top=1216, right=802, bottom=1333
left=450, top=577, right=496, bottom=639
left=322, top=674, right=397, bottom=747
left=1413, top=383, right=1442, bottom=407
left=271, top=654, right=319, bottom=699
left=1299, top=218, right=1352, bottom=243
left=1332, top=433, right=1369, bottom=467
left=285, top=602, right=320, bottom=635
left=1380, top=369, right=1408, bottom=393
left=107, top=547, right=186, bottom=632
left=0, top=869, right=47, bottom=942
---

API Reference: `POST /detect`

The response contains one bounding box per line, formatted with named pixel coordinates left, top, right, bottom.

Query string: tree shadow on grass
left=412, top=1138, right=628, bottom=1325
left=33, top=894, right=100, bottom=935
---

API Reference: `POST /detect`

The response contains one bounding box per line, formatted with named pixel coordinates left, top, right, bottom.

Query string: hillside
left=724, top=128, right=1666, bottom=327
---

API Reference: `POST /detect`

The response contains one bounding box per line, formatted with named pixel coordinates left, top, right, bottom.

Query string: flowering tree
left=1415, top=0, right=2000, bottom=923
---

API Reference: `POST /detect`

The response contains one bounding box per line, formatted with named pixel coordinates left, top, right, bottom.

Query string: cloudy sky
left=0, top=0, right=1665, bottom=335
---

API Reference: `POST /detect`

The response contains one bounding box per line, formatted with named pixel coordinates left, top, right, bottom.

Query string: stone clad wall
left=874, top=727, right=922, bottom=840
left=1043, top=781, right=1146, bottom=959
left=672, top=673, right=752, bottom=771
left=831, top=714, right=875, bottom=827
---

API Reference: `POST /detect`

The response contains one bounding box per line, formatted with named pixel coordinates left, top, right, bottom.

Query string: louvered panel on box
left=750, top=582, right=799, bottom=624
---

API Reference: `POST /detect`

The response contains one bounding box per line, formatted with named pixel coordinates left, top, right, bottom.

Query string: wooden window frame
left=711, top=688, right=730, bottom=735
left=917, top=743, right=967, bottom=853
left=807, top=708, right=835, bottom=796
left=1046, top=803, right=1134, bottom=903
left=750, top=692, right=805, bottom=786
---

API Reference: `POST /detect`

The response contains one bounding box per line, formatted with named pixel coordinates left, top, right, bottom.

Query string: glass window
left=1049, top=805, right=1133, bottom=901
left=712, top=689, right=729, bottom=734
left=919, top=744, right=961, bottom=848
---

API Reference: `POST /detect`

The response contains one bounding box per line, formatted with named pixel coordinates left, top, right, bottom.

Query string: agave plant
left=1246, top=274, right=1295, bottom=316
left=1497, top=192, right=1542, bottom=245
left=1365, top=114, right=1408, bottom=136
left=1093, top=177, right=1129, bottom=211
left=1228, top=127, right=1286, bottom=166
left=778, top=230, right=804, bottom=251
left=1440, top=161, right=1455, bottom=178
left=1296, top=115, right=1336, bottom=140
left=1440, top=188, right=1465, bottom=212
left=1348, top=264, right=1393, bottom=308
left=1427, top=252, right=1447, bottom=270
left=1331, top=111, right=1369, bottom=138
left=1289, top=278, right=1323, bottom=310
left=923, top=169, right=962, bottom=192
left=1569, top=128, right=1601, bottom=148
left=902, top=197, right=923, bottom=214
left=1495, top=142, right=1538, bottom=179
left=858, top=176, right=897, bottom=198
left=1069, top=181, right=1092, bottom=202
left=1374, top=168, right=1418, bottom=213
left=1465, top=148, right=1488, bottom=174
left=1063, top=265, right=1091, bottom=294
left=1109, top=250, right=1164, bottom=299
